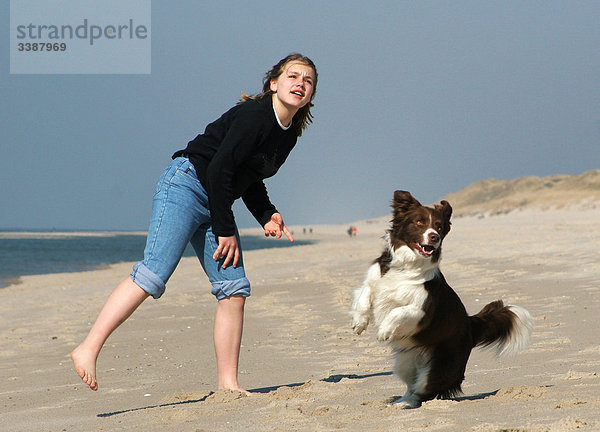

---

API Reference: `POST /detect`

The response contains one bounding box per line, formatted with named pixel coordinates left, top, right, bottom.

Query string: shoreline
left=0, top=230, right=149, bottom=238
left=0, top=231, right=320, bottom=290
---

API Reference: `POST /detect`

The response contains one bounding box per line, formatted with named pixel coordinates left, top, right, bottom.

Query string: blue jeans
left=131, top=157, right=251, bottom=300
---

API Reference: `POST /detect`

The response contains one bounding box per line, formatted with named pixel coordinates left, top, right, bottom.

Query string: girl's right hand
left=213, top=235, right=240, bottom=268
left=264, top=212, right=294, bottom=242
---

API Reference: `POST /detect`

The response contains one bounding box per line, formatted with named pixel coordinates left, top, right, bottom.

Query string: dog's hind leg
left=388, top=347, right=431, bottom=409
left=388, top=390, right=423, bottom=409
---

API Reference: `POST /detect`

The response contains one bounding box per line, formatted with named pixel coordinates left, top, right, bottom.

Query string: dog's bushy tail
left=470, top=300, right=534, bottom=356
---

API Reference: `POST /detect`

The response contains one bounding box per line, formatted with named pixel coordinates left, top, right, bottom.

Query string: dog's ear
left=436, top=200, right=453, bottom=231
left=392, top=190, right=422, bottom=213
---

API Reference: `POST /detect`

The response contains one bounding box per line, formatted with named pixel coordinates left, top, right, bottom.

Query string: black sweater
left=173, top=97, right=297, bottom=237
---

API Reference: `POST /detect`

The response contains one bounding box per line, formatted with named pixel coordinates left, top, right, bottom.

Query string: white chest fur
left=371, top=269, right=429, bottom=320
left=351, top=244, right=439, bottom=341
left=369, top=245, right=440, bottom=341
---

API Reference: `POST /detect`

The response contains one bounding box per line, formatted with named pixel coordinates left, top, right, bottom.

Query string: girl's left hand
left=264, top=213, right=294, bottom=242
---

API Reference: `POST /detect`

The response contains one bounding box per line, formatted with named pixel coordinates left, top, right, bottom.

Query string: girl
left=71, top=53, right=318, bottom=393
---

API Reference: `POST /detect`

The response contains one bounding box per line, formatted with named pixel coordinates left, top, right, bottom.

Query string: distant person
left=71, top=53, right=318, bottom=393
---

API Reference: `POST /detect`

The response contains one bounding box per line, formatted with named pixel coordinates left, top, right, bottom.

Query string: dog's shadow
left=96, top=371, right=496, bottom=418
left=251, top=370, right=394, bottom=393
left=453, top=390, right=499, bottom=401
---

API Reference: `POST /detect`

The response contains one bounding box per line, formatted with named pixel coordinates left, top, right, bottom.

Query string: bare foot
left=219, top=385, right=252, bottom=396
left=71, top=345, right=99, bottom=391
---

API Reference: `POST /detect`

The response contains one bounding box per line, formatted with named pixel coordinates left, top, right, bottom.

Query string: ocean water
left=0, top=232, right=311, bottom=288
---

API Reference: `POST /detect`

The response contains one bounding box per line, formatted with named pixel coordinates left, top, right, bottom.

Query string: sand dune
left=443, top=169, right=600, bottom=216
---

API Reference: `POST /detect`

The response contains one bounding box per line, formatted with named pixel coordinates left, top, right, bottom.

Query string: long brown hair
left=240, top=53, right=318, bottom=137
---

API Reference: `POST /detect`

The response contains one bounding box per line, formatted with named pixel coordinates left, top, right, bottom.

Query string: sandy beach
left=1, top=199, right=600, bottom=431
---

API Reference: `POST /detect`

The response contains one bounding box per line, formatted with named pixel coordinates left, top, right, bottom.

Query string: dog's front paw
left=377, top=325, right=395, bottom=341
left=351, top=315, right=369, bottom=335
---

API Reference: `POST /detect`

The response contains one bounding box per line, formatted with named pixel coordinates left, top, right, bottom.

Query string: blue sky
left=1, top=1, right=598, bottom=231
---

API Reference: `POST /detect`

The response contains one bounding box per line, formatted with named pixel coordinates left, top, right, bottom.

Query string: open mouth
left=412, top=242, right=437, bottom=257
left=291, top=90, right=304, bottom=97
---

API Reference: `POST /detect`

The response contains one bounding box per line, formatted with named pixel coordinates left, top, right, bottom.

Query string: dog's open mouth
left=413, top=242, right=436, bottom=257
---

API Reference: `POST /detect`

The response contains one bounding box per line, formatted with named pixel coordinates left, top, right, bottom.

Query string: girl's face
left=270, top=61, right=316, bottom=111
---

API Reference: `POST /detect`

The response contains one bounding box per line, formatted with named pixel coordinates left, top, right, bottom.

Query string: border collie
left=351, top=190, right=534, bottom=409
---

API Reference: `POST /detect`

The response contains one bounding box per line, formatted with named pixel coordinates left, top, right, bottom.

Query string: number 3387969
left=17, top=42, right=67, bottom=52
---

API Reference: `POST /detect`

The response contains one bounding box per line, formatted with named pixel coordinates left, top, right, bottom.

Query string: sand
left=1, top=203, right=600, bottom=431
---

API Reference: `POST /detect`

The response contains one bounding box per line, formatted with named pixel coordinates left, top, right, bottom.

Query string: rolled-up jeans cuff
left=131, top=262, right=166, bottom=299
left=211, top=277, right=251, bottom=300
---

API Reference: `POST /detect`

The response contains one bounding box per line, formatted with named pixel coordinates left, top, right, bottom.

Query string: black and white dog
left=351, top=191, right=534, bottom=408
